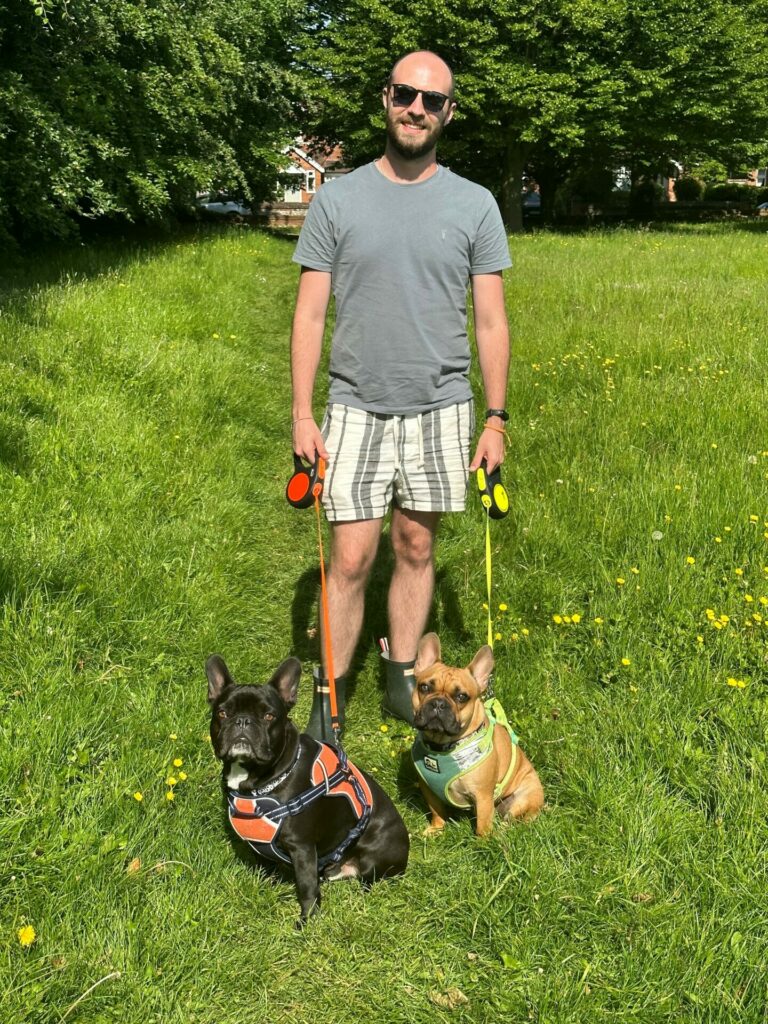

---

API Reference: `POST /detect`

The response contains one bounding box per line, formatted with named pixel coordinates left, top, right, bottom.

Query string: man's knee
left=391, top=514, right=438, bottom=568
left=329, top=523, right=380, bottom=584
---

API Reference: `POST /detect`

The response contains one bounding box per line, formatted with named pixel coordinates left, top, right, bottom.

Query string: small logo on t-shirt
left=424, top=755, right=439, bottom=773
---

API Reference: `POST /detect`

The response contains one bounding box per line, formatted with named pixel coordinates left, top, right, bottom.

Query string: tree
left=0, top=0, right=306, bottom=242
left=297, top=0, right=768, bottom=230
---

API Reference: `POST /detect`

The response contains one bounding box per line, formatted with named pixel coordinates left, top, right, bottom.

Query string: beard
left=385, top=111, right=445, bottom=160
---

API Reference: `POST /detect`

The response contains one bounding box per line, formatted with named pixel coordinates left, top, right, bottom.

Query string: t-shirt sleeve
left=470, top=192, right=512, bottom=274
left=292, top=187, right=336, bottom=271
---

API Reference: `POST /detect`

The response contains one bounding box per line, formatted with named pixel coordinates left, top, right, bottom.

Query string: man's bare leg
left=388, top=507, right=440, bottom=662
left=307, top=517, right=383, bottom=741
left=382, top=508, right=440, bottom=721
left=322, top=518, right=384, bottom=676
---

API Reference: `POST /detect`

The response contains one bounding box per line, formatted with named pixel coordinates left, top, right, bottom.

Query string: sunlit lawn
left=1, top=221, right=766, bottom=1023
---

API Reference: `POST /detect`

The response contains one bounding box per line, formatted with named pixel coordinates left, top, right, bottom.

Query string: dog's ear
left=206, top=654, right=235, bottom=704
left=468, top=645, right=494, bottom=693
left=267, top=657, right=302, bottom=708
left=414, top=632, right=441, bottom=674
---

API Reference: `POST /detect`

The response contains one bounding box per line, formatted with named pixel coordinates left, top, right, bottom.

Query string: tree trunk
left=499, top=138, right=526, bottom=234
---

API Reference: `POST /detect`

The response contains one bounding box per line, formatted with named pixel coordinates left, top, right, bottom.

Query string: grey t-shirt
left=292, top=161, right=511, bottom=415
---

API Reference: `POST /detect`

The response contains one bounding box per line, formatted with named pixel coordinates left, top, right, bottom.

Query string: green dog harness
left=412, top=698, right=519, bottom=810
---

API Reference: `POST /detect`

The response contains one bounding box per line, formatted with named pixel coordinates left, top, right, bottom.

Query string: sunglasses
left=390, top=83, right=451, bottom=115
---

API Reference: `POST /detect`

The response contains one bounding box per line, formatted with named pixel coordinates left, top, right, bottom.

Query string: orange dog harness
left=227, top=742, right=373, bottom=870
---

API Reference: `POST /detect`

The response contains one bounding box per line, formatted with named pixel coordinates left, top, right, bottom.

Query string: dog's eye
left=264, top=713, right=275, bottom=722
left=218, top=709, right=228, bottom=719
left=418, top=683, right=431, bottom=694
left=455, top=692, right=469, bottom=704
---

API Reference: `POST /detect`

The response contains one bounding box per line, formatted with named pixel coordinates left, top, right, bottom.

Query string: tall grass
left=1, top=222, right=766, bottom=1023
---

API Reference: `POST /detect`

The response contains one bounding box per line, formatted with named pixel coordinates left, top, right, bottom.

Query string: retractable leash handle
left=286, top=453, right=326, bottom=509
left=476, top=460, right=508, bottom=677
left=476, top=459, right=509, bottom=520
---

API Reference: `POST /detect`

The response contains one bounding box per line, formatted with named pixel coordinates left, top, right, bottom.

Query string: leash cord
left=314, top=495, right=341, bottom=738
left=485, top=507, right=493, bottom=648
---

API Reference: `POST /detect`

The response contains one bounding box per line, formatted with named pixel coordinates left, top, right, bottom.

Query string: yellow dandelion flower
left=173, top=758, right=183, bottom=768
left=499, top=603, right=508, bottom=612
left=745, top=595, right=754, bottom=603
left=572, top=613, right=582, bottom=624
left=166, top=776, right=177, bottom=786
left=212, top=332, right=220, bottom=339
left=714, top=536, right=722, bottom=543
left=713, top=621, right=724, bottom=630
left=552, top=614, right=563, bottom=624
left=705, top=608, right=716, bottom=620
left=630, top=567, right=640, bottom=575
left=726, top=677, right=746, bottom=689
left=616, top=577, right=625, bottom=586
left=178, top=771, right=187, bottom=781
left=629, top=684, right=638, bottom=693
left=18, top=925, right=36, bottom=948
left=133, top=792, right=144, bottom=802
left=720, top=614, right=730, bottom=623
left=674, top=484, right=682, bottom=492
left=724, top=526, right=732, bottom=532
left=621, top=657, right=631, bottom=667
left=510, top=633, right=519, bottom=642
left=379, top=724, right=389, bottom=733
left=494, top=632, right=502, bottom=641
left=521, top=628, right=530, bottom=636
left=749, top=515, right=759, bottom=523
left=686, top=556, right=695, bottom=565
left=166, top=790, right=175, bottom=801
left=711, top=443, right=718, bottom=449
left=594, top=617, right=604, bottom=625
left=734, top=568, right=744, bottom=576
left=169, top=733, right=178, bottom=740
left=759, top=596, right=768, bottom=606
left=696, top=635, right=704, bottom=644
left=563, top=616, right=572, bottom=625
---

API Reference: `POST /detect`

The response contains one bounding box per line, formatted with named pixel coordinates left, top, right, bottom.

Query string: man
left=290, top=50, right=511, bottom=741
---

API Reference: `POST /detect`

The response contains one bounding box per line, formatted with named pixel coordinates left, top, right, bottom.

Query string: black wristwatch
left=484, top=408, right=509, bottom=422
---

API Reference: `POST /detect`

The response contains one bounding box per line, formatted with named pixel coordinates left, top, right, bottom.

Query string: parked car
left=196, top=196, right=252, bottom=218
left=757, top=201, right=768, bottom=214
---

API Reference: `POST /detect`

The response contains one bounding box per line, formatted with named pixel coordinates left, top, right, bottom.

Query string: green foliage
left=674, top=176, right=705, bottom=201
left=704, top=182, right=760, bottom=202
left=297, top=0, right=768, bottom=228
left=0, top=0, right=306, bottom=242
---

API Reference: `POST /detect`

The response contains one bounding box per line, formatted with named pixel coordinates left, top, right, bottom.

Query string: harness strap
left=228, top=743, right=371, bottom=868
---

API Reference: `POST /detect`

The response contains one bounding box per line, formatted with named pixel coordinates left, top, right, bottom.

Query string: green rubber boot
left=381, top=652, right=416, bottom=724
left=305, top=668, right=346, bottom=745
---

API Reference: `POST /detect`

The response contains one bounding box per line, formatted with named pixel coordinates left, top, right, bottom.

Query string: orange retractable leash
left=286, top=454, right=342, bottom=746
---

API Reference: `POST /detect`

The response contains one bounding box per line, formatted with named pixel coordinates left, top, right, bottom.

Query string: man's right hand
left=292, top=418, right=329, bottom=464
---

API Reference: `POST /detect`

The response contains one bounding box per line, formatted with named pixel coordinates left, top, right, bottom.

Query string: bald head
left=388, top=50, right=454, bottom=100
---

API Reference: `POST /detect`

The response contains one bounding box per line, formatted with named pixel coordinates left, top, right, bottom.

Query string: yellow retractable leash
left=476, top=459, right=509, bottom=649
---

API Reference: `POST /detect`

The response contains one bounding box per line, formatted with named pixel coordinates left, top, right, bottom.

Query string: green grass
left=2, top=222, right=767, bottom=1023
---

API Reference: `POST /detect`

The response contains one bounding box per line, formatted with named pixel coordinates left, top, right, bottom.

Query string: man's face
left=383, top=58, right=455, bottom=161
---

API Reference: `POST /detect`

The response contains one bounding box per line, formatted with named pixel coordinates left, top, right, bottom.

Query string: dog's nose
left=234, top=714, right=252, bottom=728
left=430, top=698, right=448, bottom=713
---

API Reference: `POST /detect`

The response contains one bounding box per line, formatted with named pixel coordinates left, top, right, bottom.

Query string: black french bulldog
left=206, top=653, right=409, bottom=925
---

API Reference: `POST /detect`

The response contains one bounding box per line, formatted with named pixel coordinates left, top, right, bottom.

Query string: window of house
left=305, top=172, right=316, bottom=194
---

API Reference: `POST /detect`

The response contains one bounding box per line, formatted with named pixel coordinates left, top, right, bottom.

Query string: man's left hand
left=469, top=426, right=506, bottom=473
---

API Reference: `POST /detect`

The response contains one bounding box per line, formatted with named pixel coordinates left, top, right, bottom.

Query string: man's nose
left=405, top=93, right=426, bottom=116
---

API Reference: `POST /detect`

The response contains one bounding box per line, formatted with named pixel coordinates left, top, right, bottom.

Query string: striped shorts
left=320, top=401, right=475, bottom=522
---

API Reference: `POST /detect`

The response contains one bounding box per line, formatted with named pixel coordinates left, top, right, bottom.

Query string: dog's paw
left=422, top=824, right=445, bottom=838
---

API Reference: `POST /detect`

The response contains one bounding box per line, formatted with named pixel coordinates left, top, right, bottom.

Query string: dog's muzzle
left=414, top=697, right=462, bottom=735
